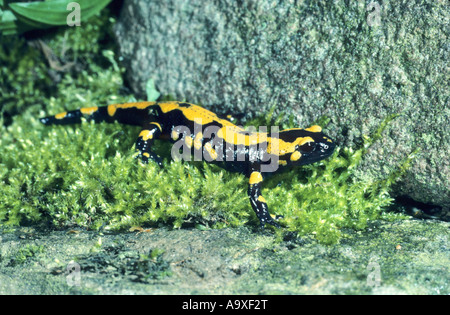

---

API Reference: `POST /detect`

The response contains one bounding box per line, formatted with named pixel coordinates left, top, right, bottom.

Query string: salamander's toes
left=259, top=214, right=283, bottom=229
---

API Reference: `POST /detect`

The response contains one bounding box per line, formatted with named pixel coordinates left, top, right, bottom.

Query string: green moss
left=0, top=36, right=53, bottom=125
left=0, top=93, right=412, bottom=244
left=0, top=10, right=414, bottom=244
left=0, top=109, right=250, bottom=229
left=72, top=243, right=172, bottom=283
left=7, top=244, right=45, bottom=267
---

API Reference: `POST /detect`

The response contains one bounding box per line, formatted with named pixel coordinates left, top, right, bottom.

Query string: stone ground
left=0, top=218, right=448, bottom=295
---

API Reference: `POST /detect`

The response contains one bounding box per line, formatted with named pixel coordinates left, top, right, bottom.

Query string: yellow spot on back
left=107, top=102, right=156, bottom=117
left=171, top=130, right=180, bottom=141
left=159, top=102, right=181, bottom=114
left=139, top=130, right=153, bottom=141
left=194, top=132, right=203, bottom=150
left=217, top=126, right=264, bottom=147
left=80, top=106, right=98, bottom=115
left=185, top=135, right=193, bottom=148
left=204, top=142, right=218, bottom=160
left=257, top=195, right=267, bottom=203
left=298, top=137, right=314, bottom=146
left=159, top=102, right=235, bottom=127
left=55, top=112, right=67, bottom=119
left=143, top=152, right=150, bottom=158
left=290, top=151, right=301, bottom=162
left=115, top=102, right=155, bottom=110
left=267, top=136, right=314, bottom=157
left=305, top=125, right=322, bottom=133
left=249, top=171, right=263, bottom=185
left=209, top=149, right=218, bottom=160
left=152, top=122, right=162, bottom=132
left=204, top=142, right=212, bottom=150
left=107, top=105, right=117, bottom=117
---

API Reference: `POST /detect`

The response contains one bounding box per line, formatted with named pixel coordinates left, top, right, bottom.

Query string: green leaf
left=146, top=79, right=161, bottom=102
left=9, top=0, right=111, bottom=28
left=0, top=9, right=18, bottom=35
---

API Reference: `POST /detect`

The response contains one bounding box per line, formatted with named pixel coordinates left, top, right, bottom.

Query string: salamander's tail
left=39, top=106, right=112, bottom=125
left=40, top=102, right=157, bottom=126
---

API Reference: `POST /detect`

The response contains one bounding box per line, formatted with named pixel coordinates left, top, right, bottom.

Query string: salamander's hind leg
left=248, top=168, right=280, bottom=229
left=135, top=122, right=163, bottom=167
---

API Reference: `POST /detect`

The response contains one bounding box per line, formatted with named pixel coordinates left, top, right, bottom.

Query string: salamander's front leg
left=135, top=122, right=163, bottom=167
left=248, top=169, right=280, bottom=228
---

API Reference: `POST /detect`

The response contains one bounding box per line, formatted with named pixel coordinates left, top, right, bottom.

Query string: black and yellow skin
left=40, top=101, right=336, bottom=228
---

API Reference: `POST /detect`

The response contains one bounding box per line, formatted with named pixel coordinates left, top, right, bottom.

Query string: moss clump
left=0, top=36, right=53, bottom=126
left=0, top=97, right=412, bottom=244
left=7, top=244, right=45, bottom=267
left=0, top=109, right=250, bottom=229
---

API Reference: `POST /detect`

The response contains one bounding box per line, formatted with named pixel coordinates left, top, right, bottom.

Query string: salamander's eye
left=297, top=142, right=315, bottom=153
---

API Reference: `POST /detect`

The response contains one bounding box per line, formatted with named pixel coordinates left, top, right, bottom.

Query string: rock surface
left=0, top=221, right=448, bottom=294
left=114, top=0, right=449, bottom=214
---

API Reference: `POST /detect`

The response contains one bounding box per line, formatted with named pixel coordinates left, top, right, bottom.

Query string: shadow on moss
left=72, top=243, right=172, bottom=283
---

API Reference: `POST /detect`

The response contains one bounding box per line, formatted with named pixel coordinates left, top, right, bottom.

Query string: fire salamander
left=40, top=101, right=335, bottom=228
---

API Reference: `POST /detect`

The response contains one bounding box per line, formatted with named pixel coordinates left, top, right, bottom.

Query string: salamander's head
left=274, top=125, right=336, bottom=166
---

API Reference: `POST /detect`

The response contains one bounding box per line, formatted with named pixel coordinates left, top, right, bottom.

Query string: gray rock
left=1, top=223, right=448, bottom=294
left=114, top=0, right=449, bottom=212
